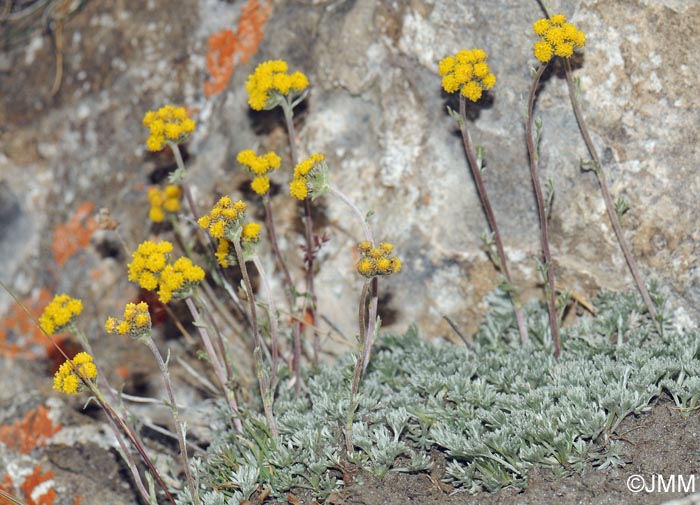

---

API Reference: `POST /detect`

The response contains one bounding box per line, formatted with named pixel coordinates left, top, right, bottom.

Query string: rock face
left=1, top=0, right=698, bottom=500
left=1, top=0, right=699, bottom=339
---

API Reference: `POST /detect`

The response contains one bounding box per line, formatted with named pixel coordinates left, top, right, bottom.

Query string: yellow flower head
left=289, top=177, right=308, bottom=201
left=290, top=153, right=328, bottom=201
left=293, top=153, right=325, bottom=179
left=105, top=302, right=152, bottom=339
left=242, top=222, right=262, bottom=242
left=53, top=352, right=98, bottom=395
left=532, top=14, right=586, bottom=63
left=127, top=241, right=173, bottom=291
left=216, top=239, right=231, bottom=268
left=143, top=105, right=196, bottom=152
left=157, top=257, right=205, bottom=303
left=147, top=185, right=182, bottom=222
left=245, top=60, right=310, bottom=111
left=198, top=197, right=247, bottom=239
left=356, top=241, right=401, bottom=278
left=237, top=149, right=281, bottom=195
left=251, top=176, right=271, bottom=196
left=39, top=294, right=83, bottom=335
left=438, top=48, right=496, bottom=102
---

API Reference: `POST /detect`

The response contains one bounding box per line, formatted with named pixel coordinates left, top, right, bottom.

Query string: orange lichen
left=19, top=466, right=56, bottom=505
left=204, top=0, right=272, bottom=97
left=52, top=201, right=98, bottom=267
left=0, top=288, right=56, bottom=359
left=0, top=473, right=14, bottom=493
left=0, top=405, right=62, bottom=454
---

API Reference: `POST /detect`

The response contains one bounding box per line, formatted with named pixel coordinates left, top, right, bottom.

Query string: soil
left=287, top=398, right=700, bottom=505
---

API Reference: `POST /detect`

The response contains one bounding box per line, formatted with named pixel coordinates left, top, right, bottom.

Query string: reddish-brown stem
left=99, top=397, right=177, bottom=504
left=292, top=318, right=303, bottom=397
left=143, top=337, right=198, bottom=504
left=525, top=62, right=561, bottom=358
left=457, top=95, right=529, bottom=344
left=253, top=255, right=280, bottom=406
left=232, top=239, right=278, bottom=438
left=361, top=276, right=379, bottom=374
left=345, top=279, right=370, bottom=453
left=263, top=197, right=295, bottom=308
left=185, top=296, right=244, bottom=433
left=563, top=59, right=659, bottom=331
left=282, top=101, right=319, bottom=367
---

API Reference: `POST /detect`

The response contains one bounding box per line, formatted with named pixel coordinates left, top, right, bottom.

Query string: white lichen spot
left=24, top=35, right=44, bottom=66
left=30, top=479, right=55, bottom=503
left=398, top=10, right=438, bottom=68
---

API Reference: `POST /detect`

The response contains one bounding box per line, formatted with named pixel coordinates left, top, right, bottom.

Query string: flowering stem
left=457, top=95, right=529, bottom=344
left=102, top=409, right=152, bottom=503
left=169, top=142, right=200, bottom=220
left=282, top=100, right=319, bottom=367
left=345, top=279, right=370, bottom=453
left=563, top=59, right=659, bottom=331
left=329, top=186, right=374, bottom=243
left=185, top=296, right=243, bottom=433
left=197, top=287, right=239, bottom=379
left=525, top=62, right=561, bottom=357
left=68, top=326, right=154, bottom=502
left=292, top=318, right=303, bottom=397
left=91, top=386, right=176, bottom=504
left=143, top=336, right=199, bottom=504
left=253, top=255, right=280, bottom=411
left=328, top=184, right=379, bottom=372
left=361, top=277, right=379, bottom=374
left=263, top=197, right=295, bottom=308
left=171, top=214, right=237, bottom=377
left=231, top=239, right=278, bottom=438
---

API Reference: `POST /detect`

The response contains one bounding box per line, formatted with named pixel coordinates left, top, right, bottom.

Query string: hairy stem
left=361, top=277, right=379, bottom=374
left=185, top=296, right=243, bottom=433
left=169, top=142, right=200, bottom=221
left=563, top=59, right=659, bottom=331
left=282, top=100, right=319, bottom=367
left=93, top=388, right=177, bottom=505
left=232, top=239, right=278, bottom=438
left=458, top=94, right=529, bottom=344
left=263, top=197, right=295, bottom=309
left=253, top=255, right=280, bottom=409
left=143, top=337, right=198, bottom=504
left=525, top=62, right=561, bottom=357
left=345, top=280, right=370, bottom=453
left=329, top=186, right=374, bottom=244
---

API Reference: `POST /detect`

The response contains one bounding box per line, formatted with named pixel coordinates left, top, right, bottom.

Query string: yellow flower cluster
left=215, top=239, right=231, bottom=268
left=532, top=14, right=586, bottom=62
left=245, top=59, right=309, bottom=111
left=438, top=49, right=497, bottom=102
left=158, top=257, right=206, bottom=303
left=356, top=241, right=402, bottom=278
left=147, top=185, right=182, bottom=223
left=289, top=153, right=325, bottom=200
left=242, top=222, right=262, bottom=242
left=105, top=302, right=151, bottom=337
left=236, top=149, right=282, bottom=196
left=39, top=294, right=83, bottom=335
left=128, top=241, right=173, bottom=291
left=143, top=105, right=196, bottom=152
left=197, top=197, right=248, bottom=239
left=53, top=352, right=97, bottom=395
left=214, top=222, right=262, bottom=268
left=127, top=240, right=204, bottom=303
